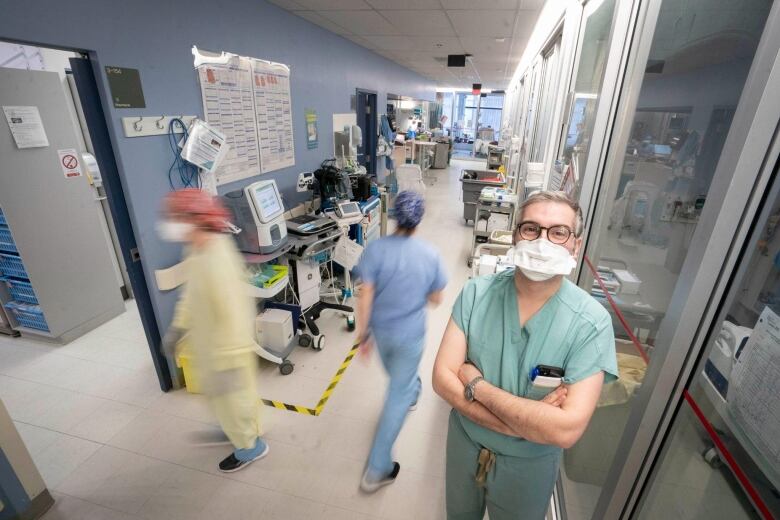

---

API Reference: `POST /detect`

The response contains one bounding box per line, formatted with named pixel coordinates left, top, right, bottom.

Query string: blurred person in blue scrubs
left=355, top=190, right=448, bottom=492
left=159, top=189, right=268, bottom=473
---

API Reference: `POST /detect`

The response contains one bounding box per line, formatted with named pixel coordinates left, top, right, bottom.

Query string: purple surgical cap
left=394, top=190, right=425, bottom=229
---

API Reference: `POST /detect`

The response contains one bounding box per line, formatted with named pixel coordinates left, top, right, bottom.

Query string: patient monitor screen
left=253, top=183, right=283, bottom=221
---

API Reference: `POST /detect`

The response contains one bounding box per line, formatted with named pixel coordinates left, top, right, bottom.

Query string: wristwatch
left=464, top=376, right=484, bottom=402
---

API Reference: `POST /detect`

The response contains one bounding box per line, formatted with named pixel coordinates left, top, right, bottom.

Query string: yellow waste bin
left=175, top=341, right=202, bottom=394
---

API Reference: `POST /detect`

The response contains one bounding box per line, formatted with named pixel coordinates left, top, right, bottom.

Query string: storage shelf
left=247, top=275, right=289, bottom=299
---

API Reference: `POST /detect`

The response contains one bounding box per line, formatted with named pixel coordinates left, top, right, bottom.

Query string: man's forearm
left=434, top=370, right=519, bottom=437
left=475, top=381, right=574, bottom=447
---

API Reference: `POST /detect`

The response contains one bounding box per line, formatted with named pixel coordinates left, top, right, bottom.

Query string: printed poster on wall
left=194, top=50, right=261, bottom=185
left=305, top=108, right=318, bottom=149
left=249, top=58, right=295, bottom=173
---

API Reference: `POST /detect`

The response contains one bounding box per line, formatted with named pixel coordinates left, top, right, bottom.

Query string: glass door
left=634, top=167, right=780, bottom=518
left=474, top=92, right=504, bottom=158
left=564, top=0, right=775, bottom=518
left=555, top=0, right=618, bottom=199
left=452, top=93, right=479, bottom=160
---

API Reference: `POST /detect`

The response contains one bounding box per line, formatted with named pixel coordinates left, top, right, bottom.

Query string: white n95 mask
left=157, top=220, right=193, bottom=243
left=511, top=239, right=577, bottom=282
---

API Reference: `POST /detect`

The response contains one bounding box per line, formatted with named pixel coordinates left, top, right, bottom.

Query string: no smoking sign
left=57, top=148, right=83, bottom=179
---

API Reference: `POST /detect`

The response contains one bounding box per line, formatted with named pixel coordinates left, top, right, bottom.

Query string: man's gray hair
left=516, top=190, right=584, bottom=237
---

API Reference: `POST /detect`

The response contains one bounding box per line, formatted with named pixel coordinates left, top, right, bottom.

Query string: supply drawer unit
left=0, top=205, right=49, bottom=332
left=0, top=225, right=18, bottom=254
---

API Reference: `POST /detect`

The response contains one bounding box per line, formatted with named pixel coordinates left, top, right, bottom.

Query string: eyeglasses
left=517, top=221, right=575, bottom=245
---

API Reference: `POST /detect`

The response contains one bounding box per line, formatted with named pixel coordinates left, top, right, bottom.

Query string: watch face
left=464, top=385, right=474, bottom=402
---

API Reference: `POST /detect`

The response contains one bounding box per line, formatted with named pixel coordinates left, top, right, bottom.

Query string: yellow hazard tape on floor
left=259, top=343, right=360, bottom=416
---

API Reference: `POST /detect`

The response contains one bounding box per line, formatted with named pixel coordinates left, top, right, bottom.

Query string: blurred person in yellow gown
left=159, top=189, right=268, bottom=473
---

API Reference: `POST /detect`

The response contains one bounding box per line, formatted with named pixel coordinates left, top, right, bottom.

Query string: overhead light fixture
left=495, top=38, right=506, bottom=43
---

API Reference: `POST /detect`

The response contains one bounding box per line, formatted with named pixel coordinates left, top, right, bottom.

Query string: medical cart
left=459, top=169, right=506, bottom=224
left=243, top=244, right=299, bottom=375
left=468, top=190, right=517, bottom=267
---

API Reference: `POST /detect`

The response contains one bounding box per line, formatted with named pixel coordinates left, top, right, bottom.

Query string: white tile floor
left=0, top=159, right=477, bottom=520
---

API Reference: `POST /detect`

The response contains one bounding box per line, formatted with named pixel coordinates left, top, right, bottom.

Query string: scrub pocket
left=525, top=385, right=554, bottom=401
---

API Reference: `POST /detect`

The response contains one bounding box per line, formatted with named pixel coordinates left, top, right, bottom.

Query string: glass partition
left=530, top=37, right=562, bottom=164
left=556, top=0, right=617, bottom=198
left=564, top=0, right=773, bottom=518
left=636, top=158, right=780, bottom=519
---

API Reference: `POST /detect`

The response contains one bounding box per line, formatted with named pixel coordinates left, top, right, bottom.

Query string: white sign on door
left=3, top=105, right=49, bottom=148
left=57, top=148, right=83, bottom=179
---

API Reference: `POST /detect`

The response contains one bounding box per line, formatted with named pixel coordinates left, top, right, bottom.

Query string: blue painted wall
left=0, top=0, right=435, bottom=333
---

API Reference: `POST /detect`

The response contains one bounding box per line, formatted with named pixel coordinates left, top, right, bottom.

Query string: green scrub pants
left=445, top=410, right=561, bottom=520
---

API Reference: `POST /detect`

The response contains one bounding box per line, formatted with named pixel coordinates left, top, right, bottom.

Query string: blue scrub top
left=452, top=270, right=618, bottom=457
left=356, top=235, right=447, bottom=339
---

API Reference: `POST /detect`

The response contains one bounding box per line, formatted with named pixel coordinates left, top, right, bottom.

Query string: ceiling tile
left=343, top=34, right=380, bottom=49
left=441, top=0, right=519, bottom=9
left=366, top=0, right=441, bottom=8
left=293, top=11, right=352, bottom=34
left=520, top=0, right=546, bottom=9
left=293, top=0, right=372, bottom=9
left=406, top=58, right=447, bottom=69
left=459, top=36, right=513, bottom=55
left=362, top=35, right=417, bottom=50
left=319, top=10, right=401, bottom=35
left=510, top=32, right=532, bottom=58
left=267, top=0, right=307, bottom=9
left=447, top=10, right=517, bottom=37
left=379, top=10, right=456, bottom=36
left=469, top=51, right=510, bottom=64
left=413, top=66, right=449, bottom=75
left=513, top=9, right=540, bottom=38
left=409, top=36, right=463, bottom=53
left=373, top=49, right=406, bottom=60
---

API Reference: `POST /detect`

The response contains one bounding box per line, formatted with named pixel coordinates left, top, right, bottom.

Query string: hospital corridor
left=2, top=0, right=780, bottom=519
left=0, top=160, right=473, bottom=520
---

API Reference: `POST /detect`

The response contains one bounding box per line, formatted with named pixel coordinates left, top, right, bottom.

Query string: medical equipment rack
left=468, top=197, right=516, bottom=267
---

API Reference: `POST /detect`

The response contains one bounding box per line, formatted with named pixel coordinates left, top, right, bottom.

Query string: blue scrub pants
left=365, top=330, right=424, bottom=480
left=446, top=410, right=561, bottom=520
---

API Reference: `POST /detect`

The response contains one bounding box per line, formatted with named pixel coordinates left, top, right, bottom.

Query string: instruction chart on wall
left=195, top=52, right=261, bottom=185
left=194, top=47, right=295, bottom=184
left=728, top=306, right=780, bottom=470
left=250, top=59, right=295, bottom=173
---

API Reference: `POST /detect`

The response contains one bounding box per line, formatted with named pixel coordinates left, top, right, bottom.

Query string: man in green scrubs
left=433, top=191, right=618, bottom=520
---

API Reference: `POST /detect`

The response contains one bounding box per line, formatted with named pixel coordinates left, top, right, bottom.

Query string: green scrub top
left=452, top=269, right=619, bottom=458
